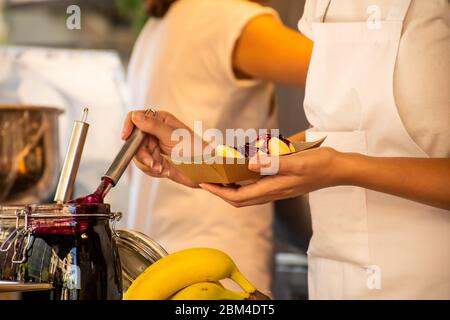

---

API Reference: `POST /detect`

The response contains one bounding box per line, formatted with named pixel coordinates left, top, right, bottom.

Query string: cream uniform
left=127, top=0, right=279, bottom=292
left=298, top=0, right=450, bottom=299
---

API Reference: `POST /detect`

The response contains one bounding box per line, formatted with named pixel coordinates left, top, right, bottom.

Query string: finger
left=134, top=147, right=155, bottom=168
left=201, top=173, right=298, bottom=206
left=150, top=144, right=163, bottom=165
left=134, top=143, right=164, bottom=173
left=131, top=110, right=177, bottom=144
left=133, top=158, right=165, bottom=177
left=248, top=154, right=275, bottom=172
left=144, top=135, right=159, bottom=155
left=157, top=110, right=189, bottom=129
left=134, top=152, right=164, bottom=175
left=121, top=111, right=135, bottom=140
left=277, top=153, right=306, bottom=174
left=133, top=158, right=153, bottom=175
left=160, top=156, right=172, bottom=177
left=139, top=135, right=165, bottom=170
left=199, top=181, right=271, bottom=205
left=200, top=185, right=272, bottom=208
left=199, top=183, right=242, bottom=201
left=198, top=184, right=244, bottom=207
left=249, top=153, right=303, bottom=175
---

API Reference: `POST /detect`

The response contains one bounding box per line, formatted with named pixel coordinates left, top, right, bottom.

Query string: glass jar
left=0, top=204, right=122, bottom=300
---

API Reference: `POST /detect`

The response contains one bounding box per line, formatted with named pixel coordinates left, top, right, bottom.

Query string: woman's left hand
left=200, top=147, right=345, bottom=207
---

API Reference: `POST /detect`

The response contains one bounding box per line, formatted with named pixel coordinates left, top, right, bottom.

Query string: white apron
left=304, top=0, right=450, bottom=299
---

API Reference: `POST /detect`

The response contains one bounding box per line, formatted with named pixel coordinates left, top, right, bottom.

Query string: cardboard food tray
left=162, top=137, right=326, bottom=184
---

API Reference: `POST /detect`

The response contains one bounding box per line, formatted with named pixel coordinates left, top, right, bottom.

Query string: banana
left=215, top=145, right=245, bottom=158
left=268, top=136, right=292, bottom=155
left=170, top=282, right=249, bottom=300
left=123, top=248, right=257, bottom=300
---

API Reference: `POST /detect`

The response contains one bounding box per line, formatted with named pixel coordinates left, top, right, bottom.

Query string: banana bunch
left=123, top=248, right=266, bottom=300
left=170, top=282, right=249, bottom=300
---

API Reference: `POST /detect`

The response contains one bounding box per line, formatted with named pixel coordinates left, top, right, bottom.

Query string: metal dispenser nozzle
left=54, top=108, right=89, bottom=203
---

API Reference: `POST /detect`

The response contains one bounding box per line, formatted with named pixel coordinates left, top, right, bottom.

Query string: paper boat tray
left=162, top=137, right=326, bottom=184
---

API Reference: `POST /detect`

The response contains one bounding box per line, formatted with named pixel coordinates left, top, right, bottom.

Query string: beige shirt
left=127, top=0, right=278, bottom=292
left=298, top=0, right=450, bottom=157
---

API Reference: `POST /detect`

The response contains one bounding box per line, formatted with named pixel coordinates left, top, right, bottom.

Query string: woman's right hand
left=122, top=110, right=200, bottom=188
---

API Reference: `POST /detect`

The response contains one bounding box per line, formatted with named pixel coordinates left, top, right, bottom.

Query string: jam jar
left=0, top=204, right=123, bottom=300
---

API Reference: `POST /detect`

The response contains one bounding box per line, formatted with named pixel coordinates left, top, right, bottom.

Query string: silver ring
left=144, top=108, right=157, bottom=119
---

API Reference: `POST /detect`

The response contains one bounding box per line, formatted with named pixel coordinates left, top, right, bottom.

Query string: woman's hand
left=200, top=147, right=450, bottom=210
left=199, top=147, right=343, bottom=207
left=122, top=110, right=200, bottom=188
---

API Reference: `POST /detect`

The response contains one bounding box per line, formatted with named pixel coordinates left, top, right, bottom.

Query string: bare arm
left=233, top=14, right=313, bottom=87
left=288, top=130, right=306, bottom=142
left=286, top=130, right=450, bottom=209
left=339, top=154, right=450, bottom=210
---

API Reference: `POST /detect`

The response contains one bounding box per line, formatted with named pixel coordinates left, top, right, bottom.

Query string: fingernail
left=162, top=169, right=170, bottom=177
left=156, top=163, right=163, bottom=174
left=259, top=156, right=272, bottom=167
left=248, top=157, right=260, bottom=171
left=144, top=158, right=153, bottom=168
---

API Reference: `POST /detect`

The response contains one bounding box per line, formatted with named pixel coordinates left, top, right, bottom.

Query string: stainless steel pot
left=0, top=104, right=63, bottom=204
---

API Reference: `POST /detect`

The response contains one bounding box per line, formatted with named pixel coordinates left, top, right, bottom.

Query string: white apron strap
left=315, top=0, right=331, bottom=23
left=386, top=0, right=412, bottom=22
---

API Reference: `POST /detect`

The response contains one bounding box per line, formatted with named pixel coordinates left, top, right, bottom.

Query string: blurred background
left=0, top=0, right=310, bottom=299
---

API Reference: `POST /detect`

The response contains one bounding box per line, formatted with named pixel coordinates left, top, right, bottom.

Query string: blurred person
left=126, top=0, right=312, bottom=293
left=0, top=0, right=6, bottom=43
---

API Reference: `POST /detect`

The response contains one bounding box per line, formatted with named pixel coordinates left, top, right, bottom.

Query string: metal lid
left=0, top=204, right=112, bottom=219
left=0, top=205, right=24, bottom=215
left=0, top=205, right=29, bottom=222
left=115, top=229, right=168, bottom=291
left=0, top=103, right=63, bottom=114
left=0, top=281, right=53, bottom=293
left=29, top=203, right=111, bottom=216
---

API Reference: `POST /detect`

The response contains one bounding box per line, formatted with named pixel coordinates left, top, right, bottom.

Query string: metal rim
left=22, top=213, right=112, bottom=219
left=0, top=214, right=113, bottom=219
left=115, top=229, right=168, bottom=289
left=115, top=229, right=168, bottom=260
left=0, top=204, right=114, bottom=219
left=0, top=281, right=53, bottom=293
left=29, top=203, right=111, bottom=212
left=0, top=103, right=64, bottom=114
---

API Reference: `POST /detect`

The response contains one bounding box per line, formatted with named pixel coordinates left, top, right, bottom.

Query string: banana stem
left=222, top=290, right=249, bottom=300
left=230, top=270, right=256, bottom=293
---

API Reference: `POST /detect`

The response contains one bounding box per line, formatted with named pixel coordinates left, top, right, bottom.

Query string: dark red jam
left=69, top=177, right=114, bottom=204
left=0, top=204, right=122, bottom=300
